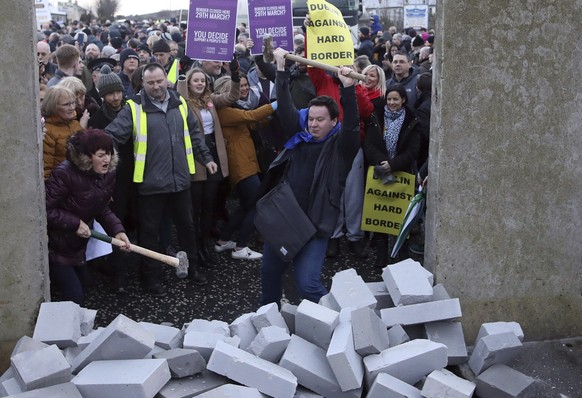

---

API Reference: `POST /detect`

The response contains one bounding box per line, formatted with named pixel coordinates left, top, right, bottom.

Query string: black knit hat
left=119, top=48, right=139, bottom=68
left=97, top=65, right=124, bottom=97
left=137, top=43, right=151, bottom=55
left=152, top=39, right=171, bottom=53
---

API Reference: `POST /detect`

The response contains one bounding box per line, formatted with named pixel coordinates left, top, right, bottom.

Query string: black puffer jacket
left=363, top=108, right=420, bottom=174
left=45, top=136, right=124, bottom=267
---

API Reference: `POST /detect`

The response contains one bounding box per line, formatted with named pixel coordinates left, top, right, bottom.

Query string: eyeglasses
left=58, top=101, right=76, bottom=108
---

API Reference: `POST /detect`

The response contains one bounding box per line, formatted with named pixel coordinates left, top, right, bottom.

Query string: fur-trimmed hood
left=66, top=134, right=118, bottom=174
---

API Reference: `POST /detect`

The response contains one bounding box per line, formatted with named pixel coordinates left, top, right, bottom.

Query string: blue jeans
left=260, top=237, right=328, bottom=306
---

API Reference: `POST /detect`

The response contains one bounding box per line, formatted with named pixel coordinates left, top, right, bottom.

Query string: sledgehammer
left=90, top=230, right=189, bottom=278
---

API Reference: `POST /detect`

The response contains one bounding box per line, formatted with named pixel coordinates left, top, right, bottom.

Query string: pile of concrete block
left=0, top=259, right=544, bottom=397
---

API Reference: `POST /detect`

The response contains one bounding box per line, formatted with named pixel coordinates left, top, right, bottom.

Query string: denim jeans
left=220, top=175, right=260, bottom=247
left=49, top=263, right=86, bottom=305
left=260, top=236, right=328, bottom=306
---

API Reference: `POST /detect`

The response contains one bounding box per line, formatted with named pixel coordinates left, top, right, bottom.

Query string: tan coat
left=216, top=103, right=275, bottom=186
left=43, top=116, right=83, bottom=179
left=177, top=79, right=240, bottom=181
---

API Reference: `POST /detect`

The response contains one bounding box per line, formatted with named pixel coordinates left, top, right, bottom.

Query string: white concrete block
left=318, top=293, right=340, bottom=311
left=468, top=332, right=523, bottom=375
left=1, top=378, right=23, bottom=396
left=351, top=306, right=390, bottom=356
left=366, top=281, right=395, bottom=310
left=154, top=348, right=206, bottom=378
left=76, top=328, right=104, bottom=350
left=281, top=304, right=298, bottom=334
left=251, top=303, right=289, bottom=333
left=185, top=319, right=230, bottom=336
left=79, top=308, right=97, bottom=336
left=10, top=336, right=49, bottom=358
left=0, top=368, right=13, bottom=384
left=183, top=331, right=229, bottom=362
left=363, top=339, right=448, bottom=386
left=32, top=302, right=81, bottom=348
left=326, top=317, right=364, bottom=391
left=156, top=370, right=229, bottom=398
left=144, top=344, right=167, bottom=359
left=4, top=382, right=82, bottom=398
left=388, top=324, right=410, bottom=347
left=207, top=340, right=297, bottom=398
left=139, top=321, right=183, bottom=350
left=381, top=298, right=462, bottom=327
left=367, top=372, right=422, bottom=398
left=280, top=335, right=361, bottom=398
left=295, top=300, right=339, bottom=350
left=229, top=313, right=258, bottom=350
left=197, top=384, right=265, bottom=397
left=247, top=326, right=291, bottom=363
left=382, top=260, right=434, bottom=306
left=11, top=344, right=71, bottom=391
left=61, top=346, right=84, bottom=365
left=329, top=268, right=377, bottom=310
left=225, top=335, right=241, bottom=348
left=293, top=386, right=324, bottom=397
left=476, top=364, right=536, bottom=398
left=475, top=322, right=525, bottom=343
left=425, top=321, right=468, bottom=365
left=71, top=314, right=155, bottom=374
left=422, top=369, right=476, bottom=397
left=72, top=359, right=170, bottom=398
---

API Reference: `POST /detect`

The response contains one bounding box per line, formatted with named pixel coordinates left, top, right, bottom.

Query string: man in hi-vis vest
left=106, top=63, right=217, bottom=296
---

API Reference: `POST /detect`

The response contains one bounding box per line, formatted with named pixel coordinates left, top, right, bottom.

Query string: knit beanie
left=101, top=45, right=116, bottom=58
left=119, top=48, right=139, bottom=68
left=137, top=43, right=151, bottom=55
left=97, top=65, right=124, bottom=97
left=151, top=39, right=171, bottom=53
left=171, top=32, right=182, bottom=43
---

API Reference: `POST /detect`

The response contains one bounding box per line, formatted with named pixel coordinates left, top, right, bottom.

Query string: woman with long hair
left=176, top=61, right=240, bottom=266
left=212, top=74, right=276, bottom=260
left=363, top=84, right=420, bottom=267
left=361, top=64, right=387, bottom=124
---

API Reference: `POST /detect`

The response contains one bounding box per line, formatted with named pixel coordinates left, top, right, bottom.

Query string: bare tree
left=95, top=0, right=120, bottom=22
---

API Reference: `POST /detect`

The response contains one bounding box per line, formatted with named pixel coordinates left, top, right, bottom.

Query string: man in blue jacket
left=259, top=48, right=360, bottom=306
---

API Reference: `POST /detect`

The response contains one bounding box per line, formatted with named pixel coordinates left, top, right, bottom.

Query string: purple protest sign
left=186, top=0, right=238, bottom=62
left=248, top=0, right=294, bottom=55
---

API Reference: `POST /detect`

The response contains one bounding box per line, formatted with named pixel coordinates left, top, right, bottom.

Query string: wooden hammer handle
left=90, top=230, right=179, bottom=268
left=283, top=53, right=367, bottom=82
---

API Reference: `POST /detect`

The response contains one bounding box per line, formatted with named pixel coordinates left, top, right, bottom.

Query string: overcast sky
left=78, top=0, right=248, bottom=17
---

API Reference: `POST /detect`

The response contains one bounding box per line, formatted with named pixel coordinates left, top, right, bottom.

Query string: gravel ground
left=82, top=233, right=417, bottom=327
left=77, top=223, right=580, bottom=397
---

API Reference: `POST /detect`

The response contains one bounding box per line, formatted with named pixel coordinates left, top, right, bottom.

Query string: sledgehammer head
left=175, top=251, right=189, bottom=279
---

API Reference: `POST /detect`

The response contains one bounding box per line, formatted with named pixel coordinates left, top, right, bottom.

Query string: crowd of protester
left=38, top=14, right=434, bottom=306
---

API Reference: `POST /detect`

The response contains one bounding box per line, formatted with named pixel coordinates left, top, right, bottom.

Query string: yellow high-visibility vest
left=127, top=97, right=195, bottom=183
left=167, top=59, right=179, bottom=84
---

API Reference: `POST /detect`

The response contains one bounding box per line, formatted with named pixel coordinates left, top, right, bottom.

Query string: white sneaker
left=231, top=247, right=263, bottom=260
left=214, top=240, right=236, bottom=253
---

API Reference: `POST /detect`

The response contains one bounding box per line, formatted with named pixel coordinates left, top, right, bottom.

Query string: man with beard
left=89, top=65, right=124, bottom=129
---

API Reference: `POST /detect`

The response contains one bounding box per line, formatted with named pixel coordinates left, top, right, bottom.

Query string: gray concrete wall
left=0, top=1, right=49, bottom=371
left=426, top=0, right=582, bottom=341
